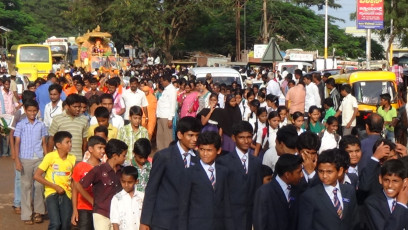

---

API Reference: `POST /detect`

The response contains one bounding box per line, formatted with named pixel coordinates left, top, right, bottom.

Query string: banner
left=356, top=0, right=384, bottom=29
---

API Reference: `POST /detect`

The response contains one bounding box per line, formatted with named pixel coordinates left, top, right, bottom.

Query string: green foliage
left=289, top=0, right=341, bottom=9
left=0, top=0, right=47, bottom=47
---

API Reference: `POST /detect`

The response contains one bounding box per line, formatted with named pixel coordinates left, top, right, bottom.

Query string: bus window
left=19, top=46, right=50, bottom=63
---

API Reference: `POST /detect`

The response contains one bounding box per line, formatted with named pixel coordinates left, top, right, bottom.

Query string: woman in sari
left=179, top=81, right=199, bottom=118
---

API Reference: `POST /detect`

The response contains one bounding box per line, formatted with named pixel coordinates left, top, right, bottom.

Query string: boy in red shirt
left=71, top=136, right=107, bottom=229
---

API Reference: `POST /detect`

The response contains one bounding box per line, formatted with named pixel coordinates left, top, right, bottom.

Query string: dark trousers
left=46, top=193, right=72, bottom=230
left=78, top=210, right=94, bottom=230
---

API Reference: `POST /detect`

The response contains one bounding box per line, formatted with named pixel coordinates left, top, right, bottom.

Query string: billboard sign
left=357, top=0, right=384, bottom=29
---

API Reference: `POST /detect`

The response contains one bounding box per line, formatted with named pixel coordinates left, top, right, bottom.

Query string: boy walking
left=110, top=166, right=144, bottom=230
left=34, top=131, right=76, bottom=230
left=298, top=149, right=359, bottom=230
left=131, top=138, right=152, bottom=192
left=71, top=136, right=107, bottom=230
left=179, top=132, right=233, bottom=230
left=80, top=139, right=128, bottom=230
left=14, top=100, right=47, bottom=225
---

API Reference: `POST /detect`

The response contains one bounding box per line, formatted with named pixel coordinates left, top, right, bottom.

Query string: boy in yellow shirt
left=34, top=131, right=76, bottom=230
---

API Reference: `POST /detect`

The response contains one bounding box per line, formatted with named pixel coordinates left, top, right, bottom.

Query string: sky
left=312, top=0, right=356, bottom=28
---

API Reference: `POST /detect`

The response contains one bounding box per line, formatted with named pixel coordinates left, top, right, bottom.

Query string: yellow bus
left=9, top=44, right=52, bottom=81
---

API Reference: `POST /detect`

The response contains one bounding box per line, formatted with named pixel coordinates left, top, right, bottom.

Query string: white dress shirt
left=156, top=84, right=177, bottom=120
left=266, top=80, right=281, bottom=97
left=43, top=100, right=63, bottom=129
left=318, top=130, right=340, bottom=153
left=177, top=141, right=196, bottom=168
left=323, top=182, right=343, bottom=209
left=348, top=165, right=358, bottom=176
left=276, top=175, right=291, bottom=201
left=110, top=188, right=144, bottom=230
left=122, top=89, right=148, bottom=120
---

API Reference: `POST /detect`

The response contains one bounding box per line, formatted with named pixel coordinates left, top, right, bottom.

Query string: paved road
left=0, top=157, right=48, bottom=230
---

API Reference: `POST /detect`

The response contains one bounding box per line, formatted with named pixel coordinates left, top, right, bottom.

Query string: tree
left=0, top=0, right=47, bottom=47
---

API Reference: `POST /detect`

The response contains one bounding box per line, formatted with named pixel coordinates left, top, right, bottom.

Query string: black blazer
left=253, top=177, right=299, bottom=230
left=345, top=172, right=359, bottom=189
left=364, top=191, right=408, bottom=230
left=217, top=149, right=262, bottom=230
left=179, top=162, right=234, bottom=230
left=358, top=158, right=382, bottom=204
left=140, top=144, right=199, bottom=229
left=298, top=183, right=359, bottom=230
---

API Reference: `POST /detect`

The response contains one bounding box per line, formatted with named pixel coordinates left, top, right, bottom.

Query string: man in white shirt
left=213, top=83, right=225, bottom=108
left=266, top=73, right=281, bottom=97
left=156, top=74, right=177, bottom=151
left=304, top=74, right=321, bottom=112
left=43, top=84, right=63, bottom=129
left=335, top=84, right=358, bottom=136
left=122, top=77, right=148, bottom=124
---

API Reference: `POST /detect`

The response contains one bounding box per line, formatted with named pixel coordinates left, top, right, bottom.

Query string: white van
left=189, top=67, right=244, bottom=87
left=277, top=62, right=313, bottom=74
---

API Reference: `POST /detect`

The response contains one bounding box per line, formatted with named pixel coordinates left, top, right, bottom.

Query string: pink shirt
left=285, top=84, right=306, bottom=114
left=0, top=88, right=16, bottom=115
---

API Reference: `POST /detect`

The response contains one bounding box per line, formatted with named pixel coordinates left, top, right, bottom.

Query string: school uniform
left=253, top=176, right=299, bottom=230
left=179, top=161, right=233, bottom=230
left=298, top=182, right=359, bottom=230
left=140, top=142, right=199, bottom=230
left=358, top=157, right=382, bottom=203
left=344, top=172, right=358, bottom=189
left=218, top=148, right=262, bottom=230
left=364, top=190, right=408, bottom=230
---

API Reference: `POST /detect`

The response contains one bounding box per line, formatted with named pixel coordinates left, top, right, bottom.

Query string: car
left=189, top=67, right=244, bottom=87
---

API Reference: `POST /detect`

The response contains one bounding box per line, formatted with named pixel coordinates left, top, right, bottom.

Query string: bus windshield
left=353, top=81, right=396, bottom=105
left=19, top=46, right=50, bottom=63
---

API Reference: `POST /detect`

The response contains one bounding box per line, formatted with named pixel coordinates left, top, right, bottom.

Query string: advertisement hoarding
left=357, top=0, right=384, bottom=29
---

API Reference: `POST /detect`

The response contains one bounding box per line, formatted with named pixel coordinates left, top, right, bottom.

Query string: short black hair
left=88, top=136, right=107, bottom=147
left=232, top=121, right=253, bottom=136
left=275, top=154, right=303, bottom=177
left=297, top=131, right=321, bottom=151
left=381, top=159, right=406, bottom=179
left=22, top=90, right=36, bottom=104
left=106, top=78, right=118, bottom=87
left=197, top=131, right=222, bottom=150
left=100, top=93, right=114, bottom=103
left=339, top=135, right=361, bottom=151
left=23, top=99, right=39, bottom=109
left=317, top=149, right=342, bottom=171
left=129, top=106, right=143, bottom=117
left=380, top=93, right=391, bottom=103
left=323, top=97, right=334, bottom=107
left=276, top=125, right=298, bottom=149
left=366, top=114, right=384, bottom=133
left=94, top=106, right=110, bottom=119
left=94, top=125, right=108, bottom=137
left=335, top=149, right=350, bottom=170
left=325, top=78, right=335, bottom=87
left=54, top=131, right=72, bottom=147
left=341, top=84, right=351, bottom=94
left=47, top=73, right=57, bottom=81
left=105, top=139, right=128, bottom=159
left=261, top=165, right=273, bottom=178
left=89, top=77, right=99, bottom=84
left=176, top=116, right=202, bottom=134
left=65, top=94, right=81, bottom=106
left=133, top=138, right=151, bottom=159
left=122, top=166, right=139, bottom=181
left=88, top=95, right=100, bottom=106
left=129, top=77, right=139, bottom=84
left=373, top=138, right=396, bottom=153
left=48, top=83, right=62, bottom=93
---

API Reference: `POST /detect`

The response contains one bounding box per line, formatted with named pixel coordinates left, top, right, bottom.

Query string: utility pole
left=366, top=29, right=371, bottom=69
left=236, top=0, right=241, bottom=61
left=324, top=0, right=328, bottom=69
left=263, top=0, right=268, bottom=44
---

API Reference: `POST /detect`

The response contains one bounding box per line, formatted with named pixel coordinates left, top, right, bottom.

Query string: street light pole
left=324, top=0, right=328, bottom=69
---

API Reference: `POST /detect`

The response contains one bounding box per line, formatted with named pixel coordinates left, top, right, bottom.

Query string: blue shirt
left=359, top=134, right=381, bottom=172
left=14, top=118, right=48, bottom=159
left=36, top=81, right=66, bottom=119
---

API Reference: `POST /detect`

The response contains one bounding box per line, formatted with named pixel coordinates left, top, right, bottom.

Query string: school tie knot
left=241, top=154, right=248, bottom=174
left=208, top=166, right=215, bottom=190
left=392, top=200, right=397, bottom=213
left=183, top=152, right=189, bottom=168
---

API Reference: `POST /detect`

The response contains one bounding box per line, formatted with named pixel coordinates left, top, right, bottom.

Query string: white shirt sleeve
left=43, top=103, right=51, bottom=128
left=256, top=128, right=263, bottom=144
left=110, top=195, right=120, bottom=224
left=141, top=93, right=149, bottom=107
left=168, top=87, right=177, bottom=120
left=313, top=85, right=321, bottom=107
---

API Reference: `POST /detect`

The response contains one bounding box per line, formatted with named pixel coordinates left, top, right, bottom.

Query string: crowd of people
left=2, top=62, right=408, bottom=230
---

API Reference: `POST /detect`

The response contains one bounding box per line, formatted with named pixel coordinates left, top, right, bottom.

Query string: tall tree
left=0, top=0, right=47, bottom=47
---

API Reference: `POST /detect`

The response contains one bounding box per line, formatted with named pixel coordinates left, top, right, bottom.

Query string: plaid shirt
left=131, top=159, right=151, bottom=192
left=390, top=64, right=404, bottom=84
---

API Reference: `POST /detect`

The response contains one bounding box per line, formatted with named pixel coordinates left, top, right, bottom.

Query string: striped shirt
left=14, top=118, right=48, bottom=159
left=48, top=112, right=89, bottom=160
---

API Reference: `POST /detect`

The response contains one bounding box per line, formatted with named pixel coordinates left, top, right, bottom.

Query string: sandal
left=12, top=206, right=21, bottom=214
left=24, top=220, right=34, bottom=225
left=33, top=213, right=43, bottom=223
